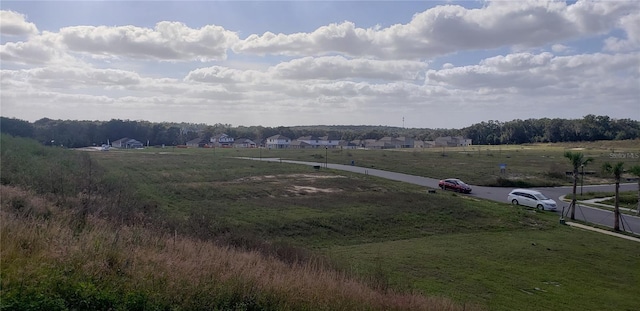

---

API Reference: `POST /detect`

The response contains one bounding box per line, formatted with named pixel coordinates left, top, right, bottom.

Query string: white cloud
left=59, top=22, right=239, bottom=61
left=0, top=2, right=638, bottom=128
left=233, top=0, right=639, bottom=59
left=184, top=66, right=265, bottom=84
left=551, top=44, right=570, bottom=53
left=269, top=56, right=426, bottom=80
left=426, top=52, right=639, bottom=101
left=0, top=10, right=38, bottom=36
left=604, top=11, right=640, bottom=52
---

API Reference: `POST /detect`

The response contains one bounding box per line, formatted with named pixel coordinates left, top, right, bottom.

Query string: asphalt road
left=240, top=157, right=640, bottom=235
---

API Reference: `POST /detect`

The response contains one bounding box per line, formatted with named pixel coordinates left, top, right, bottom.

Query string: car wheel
left=537, top=204, right=544, bottom=211
left=511, top=199, right=519, bottom=205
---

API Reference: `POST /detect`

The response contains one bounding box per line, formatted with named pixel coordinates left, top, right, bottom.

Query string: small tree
left=564, top=151, right=593, bottom=220
left=629, top=165, right=640, bottom=215
left=602, top=161, right=625, bottom=231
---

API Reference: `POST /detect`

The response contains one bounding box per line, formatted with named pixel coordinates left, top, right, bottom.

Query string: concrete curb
left=565, top=222, right=640, bottom=242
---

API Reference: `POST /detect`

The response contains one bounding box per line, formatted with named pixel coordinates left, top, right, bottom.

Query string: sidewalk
left=559, top=195, right=638, bottom=214
left=581, top=197, right=636, bottom=213
left=565, top=222, right=640, bottom=242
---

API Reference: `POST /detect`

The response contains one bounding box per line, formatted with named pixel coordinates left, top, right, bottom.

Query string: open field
left=135, top=140, right=640, bottom=187
left=2, top=136, right=640, bottom=310
left=90, top=145, right=639, bottom=310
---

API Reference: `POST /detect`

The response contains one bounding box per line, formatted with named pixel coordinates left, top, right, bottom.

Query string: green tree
left=564, top=151, right=593, bottom=220
left=602, top=162, right=625, bottom=231
left=629, top=165, right=640, bottom=215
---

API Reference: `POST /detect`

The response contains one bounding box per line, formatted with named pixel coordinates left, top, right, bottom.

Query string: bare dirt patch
left=235, top=174, right=345, bottom=183
left=289, top=185, right=342, bottom=195
left=233, top=174, right=346, bottom=196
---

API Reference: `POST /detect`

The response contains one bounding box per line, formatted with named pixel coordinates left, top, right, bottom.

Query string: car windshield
left=534, top=193, right=549, bottom=200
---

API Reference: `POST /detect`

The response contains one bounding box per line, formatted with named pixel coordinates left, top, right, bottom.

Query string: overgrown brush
left=0, top=186, right=476, bottom=311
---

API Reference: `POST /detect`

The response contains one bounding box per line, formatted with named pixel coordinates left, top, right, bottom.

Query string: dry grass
left=1, top=185, right=479, bottom=311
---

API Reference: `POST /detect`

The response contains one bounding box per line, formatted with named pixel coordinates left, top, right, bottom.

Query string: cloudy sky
left=1, top=1, right=639, bottom=129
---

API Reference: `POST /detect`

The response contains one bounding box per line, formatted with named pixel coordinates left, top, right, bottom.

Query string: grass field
left=140, top=141, right=640, bottom=187
left=3, top=137, right=639, bottom=310
left=85, top=145, right=639, bottom=311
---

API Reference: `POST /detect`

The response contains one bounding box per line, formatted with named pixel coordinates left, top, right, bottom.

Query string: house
left=378, top=136, right=414, bottom=148
left=210, top=133, right=235, bottom=148
left=289, top=140, right=313, bottom=149
left=111, top=137, right=144, bottom=149
left=435, top=136, right=472, bottom=147
left=186, top=138, right=209, bottom=148
left=338, top=140, right=358, bottom=149
left=320, top=135, right=341, bottom=148
left=295, top=135, right=341, bottom=148
left=265, top=134, right=291, bottom=149
left=423, top=141, right=437, bottom=148
left=296, top=136, right=323, bottom=148
left=233, top=138, right=257, bottom=148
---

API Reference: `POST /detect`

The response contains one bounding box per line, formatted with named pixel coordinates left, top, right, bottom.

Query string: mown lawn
left=327, top=226, right=640, bottom=311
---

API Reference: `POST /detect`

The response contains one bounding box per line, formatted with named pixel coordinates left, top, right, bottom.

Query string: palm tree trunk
left=571, top=169, right=578, bottom=220
left=614, top=180, right=620, bottom=231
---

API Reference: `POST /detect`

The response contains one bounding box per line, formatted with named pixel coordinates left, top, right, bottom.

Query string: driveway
left=239, top=157, right=640, bottom=235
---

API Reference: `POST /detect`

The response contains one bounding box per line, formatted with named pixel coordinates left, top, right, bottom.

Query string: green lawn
left=327, top=227, right=640, bottom=311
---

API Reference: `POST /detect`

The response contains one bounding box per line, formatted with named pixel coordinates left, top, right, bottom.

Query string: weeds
left=1, top=185, right=471, bottom=311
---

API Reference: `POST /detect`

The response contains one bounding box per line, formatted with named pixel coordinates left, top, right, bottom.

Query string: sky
left=1, top=1, right=639, bottom=129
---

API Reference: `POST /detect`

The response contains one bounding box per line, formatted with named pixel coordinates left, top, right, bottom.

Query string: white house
left=265, top=134, right=291, bottom=149
left=435, top=136, right=472, bottom=147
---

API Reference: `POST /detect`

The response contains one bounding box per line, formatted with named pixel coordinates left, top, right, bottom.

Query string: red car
left=438, top=178, right=472, bottom=194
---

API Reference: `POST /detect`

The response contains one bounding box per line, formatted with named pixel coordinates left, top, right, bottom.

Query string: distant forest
left=1, top=115, right=638, bottom=148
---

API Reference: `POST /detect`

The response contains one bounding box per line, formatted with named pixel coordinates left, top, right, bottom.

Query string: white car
left=508, top=189, right=557, bottom=211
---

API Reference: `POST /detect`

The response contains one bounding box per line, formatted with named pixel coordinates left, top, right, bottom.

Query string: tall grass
left=1, top=186, right=474, bottom=311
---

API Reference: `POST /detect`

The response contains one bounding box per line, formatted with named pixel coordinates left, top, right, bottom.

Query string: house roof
left=289, top=140, right=311, bottom=146
left=234, top=138, right=256, bottom=144
left=112, top=137, right=130, bottom=144
left=267, top=134, right=290, bottom=140
left=297, top=136, right=320, bottom=140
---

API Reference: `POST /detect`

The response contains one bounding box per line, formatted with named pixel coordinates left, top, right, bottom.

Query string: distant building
left=111, top=137, right=144, bottom=149
left=265, top=134, right=291, bottom=149
left=233, top=138, right=257, bottom=148
left=435, top=136, right=472, bottom=147
left=210, top=134, right=234, bottom=148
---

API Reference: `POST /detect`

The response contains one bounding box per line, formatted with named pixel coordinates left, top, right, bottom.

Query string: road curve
left=238, top=157, right=640, bottom=235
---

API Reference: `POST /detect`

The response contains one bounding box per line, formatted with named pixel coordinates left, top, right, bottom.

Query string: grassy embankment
left=0, top=134, right=472, bottom=310
left=2, top=135, right=639, bottom=310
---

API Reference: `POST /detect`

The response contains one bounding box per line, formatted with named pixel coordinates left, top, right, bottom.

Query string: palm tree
left=564, top=151, right=593, bottom=220
left=629, top=165, right=640, bottom=215
left=602, top=161, right=625, bottom=231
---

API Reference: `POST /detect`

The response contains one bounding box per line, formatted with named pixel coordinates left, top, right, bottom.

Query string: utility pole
left=325, top=147, right=328, bottom=168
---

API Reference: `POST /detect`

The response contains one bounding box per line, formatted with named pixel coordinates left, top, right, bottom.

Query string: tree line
left=1, top=114, right=638, bottom=148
